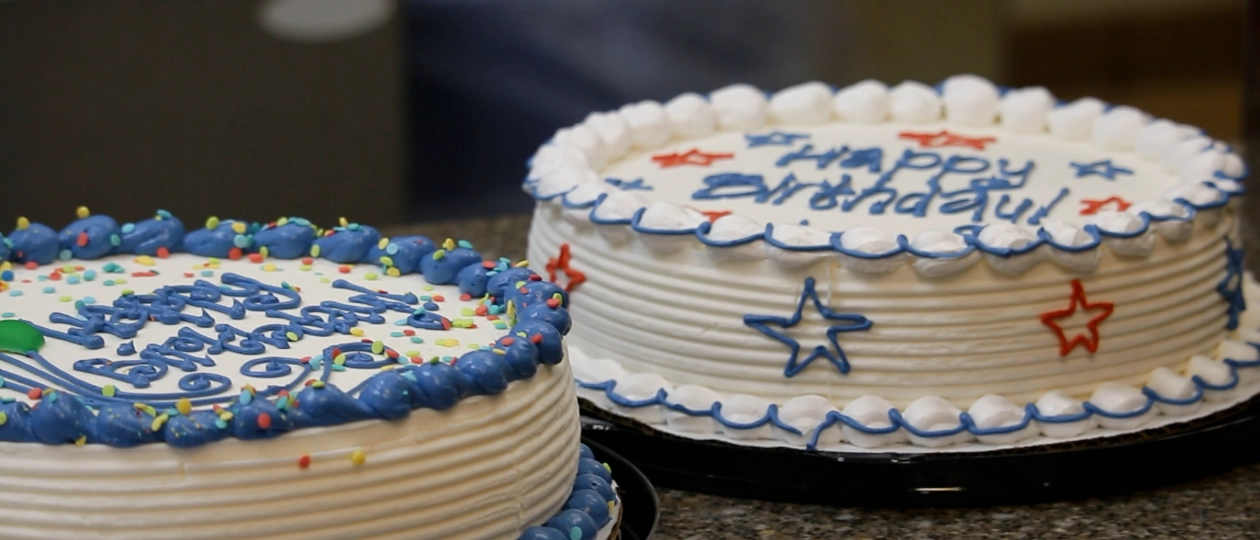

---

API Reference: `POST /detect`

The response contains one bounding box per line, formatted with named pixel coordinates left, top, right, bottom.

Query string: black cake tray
left=580, top=395, right=1260, bottom=507
left=583, top=437, right=660, bottom=539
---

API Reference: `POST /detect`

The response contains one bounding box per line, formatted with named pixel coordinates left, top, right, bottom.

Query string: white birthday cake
left=525, top=75, right=1259, bottom=452
left=0, top=211, right=617, bottom=540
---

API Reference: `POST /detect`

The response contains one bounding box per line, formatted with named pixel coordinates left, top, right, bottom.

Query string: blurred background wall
left=0, top=0, right=1246, bottom=227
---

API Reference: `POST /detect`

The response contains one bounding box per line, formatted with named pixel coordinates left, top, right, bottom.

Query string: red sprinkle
left=330, top=348, right=341, bottom=359
left=48, top=273, right=62, bottom=281
left=546, top=298, right=561, bottom=309
left=432, top=295, right=445, bottom=302
left=278, top=389, right=290, bottom=398
left=440, top=317, right=452, bottom=330
left=27, top=388, right=42, bottom=400
left=500, top=337, right=515, bottom=346
left=24, top=261, right=38, bottom=270
left=228, top=248, right=243, bottom=261
left=360, top=338, right=373, bottom=343
left=474, top=305, right=488, bottom=316
left=530, top=334, right=542, bottom=344
left=301, top=257, right=314, bottom=265
left=300, top=356, right=312, bottom=364
left=529, top=274, right=542, bottom=281
left=76, top=231, right=89, bottom=247
left=481, top=260, right=496, bottom=269
left=338, top=266, right=351, bottom=274
left=410, top=357, right=424, bottom=364
left=386, top=349, right=400, bottom=359
left=459, top=293, right=472, bottom=301
left=247, top=253, right=264, bottom=263
left=183, top=272, right=194, bottom=278
left=298, top=455, right=311, bottom=469
left=156, top=247, right=170, bottom=258
left=257, top=413, right=272, bottom=429
left=402, top=329, right=415, bottom=336
left=519, top=287, right=529, bottom=294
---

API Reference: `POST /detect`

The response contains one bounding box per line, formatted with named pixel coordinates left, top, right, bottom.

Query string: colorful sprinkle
left=102, top=385, right=116, bottom=397
left=176, top=398, right=192, bottom=416
left=298, top=454, right=312, bottom=469
left=351, top=448, right=366, bottom=466
left=76, top=206, right=90, bottom=219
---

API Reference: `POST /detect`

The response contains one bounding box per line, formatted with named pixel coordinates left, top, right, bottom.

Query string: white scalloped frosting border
left=569, top=274, right=1260, bottom=453
left=523, top=75, right=1246, bottom=278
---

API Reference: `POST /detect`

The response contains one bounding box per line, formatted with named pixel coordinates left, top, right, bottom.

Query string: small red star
left=1040, top=279, right=1114, bottom=357
left=545, top=243, right=586, bottom=293
left=651, top=148, right=734, bottom=168
left=686, top=206, right=733, bottom=223
left=898, top=130, right=997, bottom=150
left=1078, top=196, right=1133, bottom=215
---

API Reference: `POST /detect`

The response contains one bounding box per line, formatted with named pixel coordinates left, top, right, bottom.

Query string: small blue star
left=1069, top=160, right=1134, bottom=181
left=744, top=277, right=873, bottom=377
left=1218, top=238, right=1246, bottom=330
left=604, top=177, right=652, bottom=191
left=745, top=131, right=811, bottom=148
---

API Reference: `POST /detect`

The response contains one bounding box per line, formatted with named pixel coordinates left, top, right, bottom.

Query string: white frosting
left=887, top=81, right=941, bottom=124
left=664, top=92, right=717, bottom=140
left=833, top=80, right=890, bottom=124
left=619, top=100, right=673, bottom=150
left=1047, top=98, right=1106, bottom=141
left=584, top=111, right=633, bottom=160
left=941, top=74, right=999, bottom=127
left=768, top=81, right=834, bottom=126
left=999, top=86, right=1054, bottom=134
left=552, top=124, right=608, bottom=172
left=1091, top=106, right=1148, bottom=151
left=1134, top=119, right=1196, bottom=163
left=708, top=83, right=769, bottom=131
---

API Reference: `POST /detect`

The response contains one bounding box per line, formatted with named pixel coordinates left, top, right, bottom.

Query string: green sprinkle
left=103, top=385, right=116, bottom=397
left=370, top=341, right=384, bottom=354
left=409, top=337, right=424, bottom=344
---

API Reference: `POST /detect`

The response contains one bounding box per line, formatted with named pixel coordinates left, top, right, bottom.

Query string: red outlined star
left=897, top=130, right=997, bottom=150
left=685, top=206, right=733, bottom=223
left=1040, top=279, right=1114, bottom=357
left=1078, top=196, right=1133, bottom=215
left=545, top=243, right=586, bottom=293
left=651, top=148, right=734, bottom=168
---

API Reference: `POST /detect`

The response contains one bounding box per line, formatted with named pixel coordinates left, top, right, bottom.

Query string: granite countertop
left=386, top=216, right=1260, bottom=540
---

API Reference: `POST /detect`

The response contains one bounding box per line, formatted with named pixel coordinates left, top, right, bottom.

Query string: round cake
left=525, top=75, right=1259, bottom=452
left=0, top=210, right=617, bottom=539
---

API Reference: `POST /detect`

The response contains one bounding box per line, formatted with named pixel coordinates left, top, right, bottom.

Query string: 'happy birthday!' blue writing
left=691, top=144, right=1069, bottom=227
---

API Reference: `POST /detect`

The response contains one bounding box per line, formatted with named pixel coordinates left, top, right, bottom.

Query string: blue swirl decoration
left=0, top=211, right=572, bottom=448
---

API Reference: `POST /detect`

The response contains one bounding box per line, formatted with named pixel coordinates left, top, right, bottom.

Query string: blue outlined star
left=743, top=277, right=873, bottom=377
left=1218, top=238, right=1246, bottom=330
left=1069, top=160, right=1134, bottom=180
left=604, top=177, right=652, bottom=191
left=744, top=131, right=811, bottom=148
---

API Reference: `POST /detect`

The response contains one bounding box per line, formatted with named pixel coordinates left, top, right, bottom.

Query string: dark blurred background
left=0, top=0, right=1247, bottom=228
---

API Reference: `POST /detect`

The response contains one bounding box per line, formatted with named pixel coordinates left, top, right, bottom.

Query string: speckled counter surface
left=386, top=215, right=1260, bottom=540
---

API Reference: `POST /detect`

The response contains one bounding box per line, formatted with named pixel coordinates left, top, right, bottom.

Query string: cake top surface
left=526, top=76, right=1243, bottom=261
left=0, top=209, right=572, bottom=448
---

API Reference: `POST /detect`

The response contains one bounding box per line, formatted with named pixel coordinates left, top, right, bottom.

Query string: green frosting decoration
left=0, top=320, right=45, bottom=354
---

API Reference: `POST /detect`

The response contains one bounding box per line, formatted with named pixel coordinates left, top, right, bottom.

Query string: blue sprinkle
left=389, top=331, right=404, bottom=338
left=0, top=375, right=6, bottom=387
left=8, top=291, right=22, bottom=297
left=46, top=392, right=58, bottom=404
left=424, top=302, right=439, bottom=311
left=42, top=286, right=55, bottom=294
left=165, top=407, right=178, bottom=417
left=121, top=223, right=136, bottom=234
left=0, top=313, right=12, bottom=318
left=570, top=527, right=581, bottom=540
left=239, top=391, right=254, bottom=406
left=103, top=280, right=115, bottom=286
left=214, top=419, right=228, bottom=429
left=331, top=364, right=346, bottom=372
left=83, top=296, right=96, bottom=305
left=58, top=249, right=72, bottom=261
left=157, top=209, right=173, bottom=220
left=347, top=223, right=361, bottom=231
left=67, top=276, right=81, bottom=285
left=457, top=240, right=473, bottom=249
left=83, top=269, right=97, bottom=281
left=74, top=300, right=85, bottom=311
left=386, top=243, right=399, bottom=255
left=233, top=235, right=251, bottom=248
left=201, top=270, right=214, bottom=277
left=409, top=337, right=423, bottom=344
left=0, top=397, right=13, bottom=403
left=0, top=270, right=13, bottom=281
left=393, top=319, right=408, bottom=326
left=109, top=234, right=121, bottom=246
left=36, top=276, right=47, bottom=282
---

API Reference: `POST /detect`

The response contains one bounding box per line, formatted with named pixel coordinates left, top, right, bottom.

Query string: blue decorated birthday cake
left=526, top=75, right=1259, bottom=453
left=0, top=210, right=619, bottom=540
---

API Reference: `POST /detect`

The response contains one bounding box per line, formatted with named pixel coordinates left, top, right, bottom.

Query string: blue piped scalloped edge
left=518, top=442, right=619, bottom=540
left=0, top=211, right=573, bottom=448
left=575, top=344, right=1260, bottom=451
left=523, top=79, right=1248, bottom=267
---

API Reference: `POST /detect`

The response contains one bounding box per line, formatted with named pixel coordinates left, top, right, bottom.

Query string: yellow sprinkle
left=135, top=255, right=155, bottom=266
left=75, top=206, right=90, bottom=219
left=515, top=260, right=529, bottom=268
left=378, top=238, right=389, bottom=250
left=350, top=328, right=364, bottom=337
left=423, top=285, right=434, bottom=291
left=151, top=413, right=169, bottom=431
left=351, top=448, right=366, bottom=466
left=259, top=246, right=270, bottom=258
left=506, top=301, right=516, bottom=320
left=603, top=462, right=612, bottom=472
left=364, top=272, right=378, bottom=281
left=467, top=343, right=479, bottom=350
left=286, top=331, right=299, bottom=341
left=310, top=244, right=322, bottom=257
left=432, top=249, right=446, bottom=260
left=102, top=385, right=116, bottom=397
left=379, top=256, right=394, bottom=267
left=205, top=216, right=220, bottom=229
left=16, top=217, right=30, bottom=231
left=219, top=411, right=234, bottom=422
left=0, top=412, right=7, bottom=426
left=58, top=296, right=72, bottom=303
left=75, top=435, right=87, bottom=446
left=263, top=263, right=277, bottom=272
left=0, top=261, right=10, bottom=271
left=334, top=353, right=347, bottom=365
left=386, top=267, right=400, bottom=277
left=371, top=340, right=385, bottom=354
left=320, top=277, right=331, bottom=284
left=492, top=348, right=506, bottom=355
left=339, top=217, right=349, bottom=227
left=231, top=222, right=247, bottom=234
left=443, top=238, right=455, bottom=251
left=380, top=364, right=396, bottom=371
left=176, top=398, right=192, bottom=416
left=134, top=403, right=156, bottom=416
left=300, top=265, right=313, bottom=271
